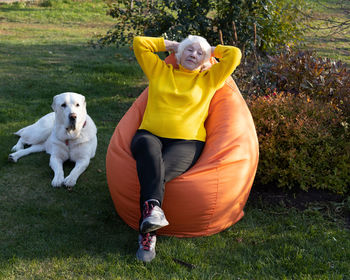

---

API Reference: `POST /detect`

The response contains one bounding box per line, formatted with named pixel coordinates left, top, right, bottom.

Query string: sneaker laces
left=142, top=201, right=154, bottom=219
left=141, top=233, right=153, bottom=251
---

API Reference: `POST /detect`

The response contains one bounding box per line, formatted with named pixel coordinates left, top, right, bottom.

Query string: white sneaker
left=136, top=233, right=156, bottom=262
left=140, top=201, right=169, bottom=234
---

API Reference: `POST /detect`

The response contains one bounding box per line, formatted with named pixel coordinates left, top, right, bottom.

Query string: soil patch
left=249, top=187, right=350, bottom=228
left=250, top=187, right=343, bottom=209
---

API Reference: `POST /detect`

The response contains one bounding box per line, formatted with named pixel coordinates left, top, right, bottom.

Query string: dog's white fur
left=9, top=92, right=97, bottom=188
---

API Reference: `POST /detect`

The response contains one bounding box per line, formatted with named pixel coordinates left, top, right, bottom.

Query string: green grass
left=0, top=0, right=349, bottom=279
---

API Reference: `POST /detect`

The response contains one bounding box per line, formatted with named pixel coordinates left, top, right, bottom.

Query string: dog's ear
left=51, top=95, right=58, bottom=112
left=79, top=95, right=86, bottom=109
left=81, top=95, right=86, bottom=108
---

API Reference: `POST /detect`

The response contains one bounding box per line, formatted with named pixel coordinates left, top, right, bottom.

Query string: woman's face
left=180, top=43, right=205, bottom=71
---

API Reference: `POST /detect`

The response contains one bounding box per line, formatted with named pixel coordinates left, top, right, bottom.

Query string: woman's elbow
left=133, top=36, right=142, bottom=48
left=232, top=47, right=242, bottom=67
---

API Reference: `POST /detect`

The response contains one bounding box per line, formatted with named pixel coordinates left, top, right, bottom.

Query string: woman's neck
left=178, top=64, right=201, bottom=73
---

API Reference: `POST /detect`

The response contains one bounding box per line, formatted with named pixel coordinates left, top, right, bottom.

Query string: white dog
left=9, top=92, right=97, bottom=188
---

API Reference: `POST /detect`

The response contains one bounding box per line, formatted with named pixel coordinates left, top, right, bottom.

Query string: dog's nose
left=69, top=113, right=77, bottom=121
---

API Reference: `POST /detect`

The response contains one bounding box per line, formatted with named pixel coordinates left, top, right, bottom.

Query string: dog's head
left=52, top=92, right=87, bottom=132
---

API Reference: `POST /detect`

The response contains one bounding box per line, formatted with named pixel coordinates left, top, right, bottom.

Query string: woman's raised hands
left=164, top=40, right=180, bottom=53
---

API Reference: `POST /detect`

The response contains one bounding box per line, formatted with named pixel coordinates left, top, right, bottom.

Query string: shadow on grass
left=0, top=42, right=144, bottom=100
left=0, top=142, right=138, bottom=263
left=303, top=34, right=350, bottom=64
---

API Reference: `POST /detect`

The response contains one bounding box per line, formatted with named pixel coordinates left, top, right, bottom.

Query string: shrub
left=244, top=47, right=350, bottom=118
left=247, top=92, right=349, bottom=195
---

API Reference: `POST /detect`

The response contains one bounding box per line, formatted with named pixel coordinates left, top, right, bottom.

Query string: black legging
left=131, top=129, right=205, bottom=208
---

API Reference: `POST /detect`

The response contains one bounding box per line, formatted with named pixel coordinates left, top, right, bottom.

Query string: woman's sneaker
left=140, top=201, right=169, bottom=234
left=136, top=233, right=156, bottom=262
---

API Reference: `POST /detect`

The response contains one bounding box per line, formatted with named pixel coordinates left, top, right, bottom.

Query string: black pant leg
left=131, top=130, right=165, bottom=206
left=162, top=139, right=205, bottom=183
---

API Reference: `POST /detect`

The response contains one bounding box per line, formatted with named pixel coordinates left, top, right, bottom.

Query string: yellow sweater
left=133, top=36, right=242, bottom=141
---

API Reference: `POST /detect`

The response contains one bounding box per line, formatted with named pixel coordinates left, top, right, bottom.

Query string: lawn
left=303, top=0, right=350, bottom=64
left=0, top=1, right=349, bottom=279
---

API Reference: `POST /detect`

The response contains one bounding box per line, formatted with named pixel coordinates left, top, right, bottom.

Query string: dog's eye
left=76, top=103, right=80, bottom=107
left=61, top=103, right=66, bottom=108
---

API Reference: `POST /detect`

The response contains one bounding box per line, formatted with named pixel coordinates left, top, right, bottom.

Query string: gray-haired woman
left=131, top=35, right=242, bottom=262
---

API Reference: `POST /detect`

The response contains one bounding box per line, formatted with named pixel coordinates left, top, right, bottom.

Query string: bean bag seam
left=203, top=166, right=219, bottom=234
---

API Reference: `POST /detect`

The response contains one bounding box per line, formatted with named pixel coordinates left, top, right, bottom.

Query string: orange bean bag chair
left=106, top=54, right=259, bottom=237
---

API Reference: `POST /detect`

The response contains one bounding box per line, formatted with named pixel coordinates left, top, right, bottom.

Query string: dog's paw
left=51, top=176, right=64, bottom=188
left=11, top=144, right=22, bottom=152
left=64, top=175, right=77, bottom=188
left=8, top=154, right=18, bottom=163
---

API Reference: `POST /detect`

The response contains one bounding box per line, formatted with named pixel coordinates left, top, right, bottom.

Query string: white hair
left=175, top=35, right=211, bottom=65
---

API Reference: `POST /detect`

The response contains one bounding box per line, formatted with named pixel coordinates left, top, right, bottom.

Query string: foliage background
left=99, top=0, right=306, bottom=56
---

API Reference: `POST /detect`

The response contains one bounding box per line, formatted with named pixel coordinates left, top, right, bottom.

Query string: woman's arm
left=207, top=45, right=242, bottom=88
left=133, top=36, right=168, bottom=80
left=200, top=47, right=217, bottom=71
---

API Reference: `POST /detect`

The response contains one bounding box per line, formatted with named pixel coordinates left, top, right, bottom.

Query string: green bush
left=98, top=0, right=306, bottom=56
left=236, top=47, right=350, bottom=195
left=247, top=92, right=349, bottom=194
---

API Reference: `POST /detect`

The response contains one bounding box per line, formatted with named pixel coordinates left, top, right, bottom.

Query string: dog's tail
left=14, top=127, right=25, bottom=136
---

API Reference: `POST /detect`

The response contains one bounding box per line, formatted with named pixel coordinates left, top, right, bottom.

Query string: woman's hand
left=200, top=47, right=216, bottom=72
left=164, top=40, right=179, bottom=53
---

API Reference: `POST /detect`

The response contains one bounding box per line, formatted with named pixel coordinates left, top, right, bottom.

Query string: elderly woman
left=131, top=35, right=241, bottom=262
